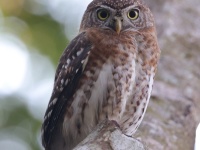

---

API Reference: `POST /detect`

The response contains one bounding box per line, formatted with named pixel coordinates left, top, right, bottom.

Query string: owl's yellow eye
left=128, top=9, right=139, bottom=20
left=97, top=9, right=109, bottom=21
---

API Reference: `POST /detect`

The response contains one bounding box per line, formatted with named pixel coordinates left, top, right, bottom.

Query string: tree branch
left=73, top=120, right=146, bottom=150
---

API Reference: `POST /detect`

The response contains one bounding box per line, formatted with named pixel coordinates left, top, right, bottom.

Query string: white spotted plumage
left=41, top=0, right=160, bottom=150
left=41, top=32, right=92, bottom=149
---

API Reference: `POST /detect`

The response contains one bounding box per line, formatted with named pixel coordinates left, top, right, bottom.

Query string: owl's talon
left=110, top=120, right=121, bottom=129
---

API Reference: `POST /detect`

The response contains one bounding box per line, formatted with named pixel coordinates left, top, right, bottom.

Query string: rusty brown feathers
left=41, top=0, right=160, bottom=150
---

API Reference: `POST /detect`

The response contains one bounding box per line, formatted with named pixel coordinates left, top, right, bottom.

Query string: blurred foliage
left=0, top=0, right=68, bottom=64
left=19, top=12, right=68, bottom=64
left=0, top=96, right=41, bottom=150
left=0, top=0, right=70, bottom=149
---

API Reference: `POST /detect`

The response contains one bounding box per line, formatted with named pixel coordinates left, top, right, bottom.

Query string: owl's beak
left=114, top=17, right=122, bottom=34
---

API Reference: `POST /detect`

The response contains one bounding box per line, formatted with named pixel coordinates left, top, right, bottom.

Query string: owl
left=41, top=0, right=160, bottom=150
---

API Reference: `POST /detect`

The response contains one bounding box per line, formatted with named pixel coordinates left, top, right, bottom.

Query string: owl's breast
left=74, top=41, right=138, bottom=119
left=62, top=38, right=155, bottom=141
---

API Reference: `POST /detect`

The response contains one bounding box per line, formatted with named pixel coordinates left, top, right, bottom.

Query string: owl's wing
left=41, top=32, right=92, bottom=148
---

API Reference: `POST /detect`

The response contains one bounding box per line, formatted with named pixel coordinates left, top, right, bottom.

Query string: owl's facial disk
left=94, top=6, right=142, bottom=34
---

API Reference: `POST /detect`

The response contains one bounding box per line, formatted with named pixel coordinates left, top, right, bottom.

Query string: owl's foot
left=110, top=120, right=121, bottom=129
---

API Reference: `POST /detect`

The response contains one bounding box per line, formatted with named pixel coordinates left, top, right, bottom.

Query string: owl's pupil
left=100, top=11, right=108, bottom=18
left=97, top=9, right=109, bottom=20
left=129, top=11, right=136, bottom=18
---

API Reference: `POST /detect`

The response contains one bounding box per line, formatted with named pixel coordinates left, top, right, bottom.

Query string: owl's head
left=80, top=0, right=154, bottom=34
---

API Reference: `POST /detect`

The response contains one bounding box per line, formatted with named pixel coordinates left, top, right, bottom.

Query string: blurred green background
left=0, top=0, right=91, bottom=149
left=0, top=0, right=200, bottom=150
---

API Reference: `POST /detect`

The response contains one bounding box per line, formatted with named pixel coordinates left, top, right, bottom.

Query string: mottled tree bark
left=74, top=120, right=146, bottom=150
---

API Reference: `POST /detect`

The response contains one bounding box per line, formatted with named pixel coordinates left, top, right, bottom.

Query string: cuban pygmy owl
left=41, top=0, right=160, bottom=149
